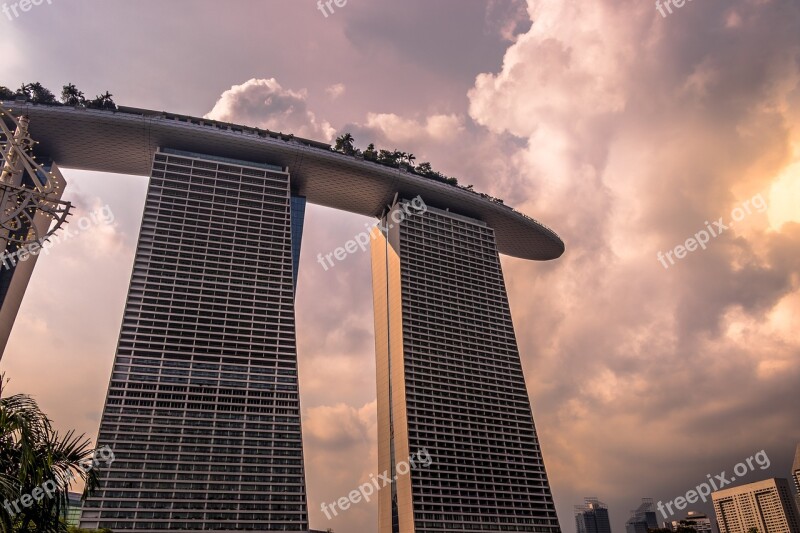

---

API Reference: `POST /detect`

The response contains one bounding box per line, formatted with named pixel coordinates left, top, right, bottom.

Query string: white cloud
left=468, top=0, right=800, bottom=527
left=206, top=78, right=335, bottom=141
left=362, top=112, right=465, bottom=145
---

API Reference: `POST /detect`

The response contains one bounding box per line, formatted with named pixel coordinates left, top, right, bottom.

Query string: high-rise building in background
left=665, top=511, right=713, bottom=533
left=792, top=444, right=800, bottom=515
left=371, top=202, right=561, bottom=533
left=712, top=478, right=800, bottom=533
left=79, top=149, right=308, bottom=531
left=65, top=492, right=83, bottom=527
left=626, top=499, right=658, bottom=533
left=576, top=498, right=612, bottom=533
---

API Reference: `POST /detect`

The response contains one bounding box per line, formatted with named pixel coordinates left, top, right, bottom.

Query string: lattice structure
left=0, top=105, right=71, bottom=245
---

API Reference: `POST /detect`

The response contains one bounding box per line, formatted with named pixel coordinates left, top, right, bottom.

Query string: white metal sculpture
left=0, top=105, right=71, bottom=245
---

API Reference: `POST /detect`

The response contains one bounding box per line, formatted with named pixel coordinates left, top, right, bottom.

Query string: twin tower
left=3, top=103, right=564, bottom=533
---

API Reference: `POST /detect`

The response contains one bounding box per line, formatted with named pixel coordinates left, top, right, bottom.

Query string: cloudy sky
left=2, top=0, right=800, bottom=532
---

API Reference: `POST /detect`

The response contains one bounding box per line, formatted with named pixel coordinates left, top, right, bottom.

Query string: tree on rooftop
left=334, top=133, right=356, bottom=155
left=363, top=143, right=377, bottom=161
left=60, top=84, right=85, bottom=107
left=18, top=83, right=58, bottom=104
left=86, top=91, right=116, bottom=111
left=377, top=149, right=399, bottom=167
left=415, top=162, right=433, bottom=175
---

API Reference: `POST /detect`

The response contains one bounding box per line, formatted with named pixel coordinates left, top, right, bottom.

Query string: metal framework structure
left=0, top=105, right=71, bottom=245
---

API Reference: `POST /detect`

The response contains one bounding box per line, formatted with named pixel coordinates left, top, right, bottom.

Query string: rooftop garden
left=331, top=132, right=506, bottom=204
left=1, top=81, right=513, bottom=208
left=1, top=82, right=116, bottom=110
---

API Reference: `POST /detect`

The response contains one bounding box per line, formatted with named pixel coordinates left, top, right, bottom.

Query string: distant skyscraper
left=79, top=149, right=308, bottom=531
left=576, top=498, right=612, bottom=533
left=792, top=444, right=800, bottom=515
left=66, top=492, right=82, bottom=527
left=626, top=499, right=658, bottom=533
left=712, top=478, right=800, bottom=533
left=371, top=201, right=561, bottom=533
left=666, top=511, right=712, bottom=533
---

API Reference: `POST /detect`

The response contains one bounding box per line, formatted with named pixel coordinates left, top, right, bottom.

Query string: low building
left=712, top=478, right=800, bottom=533
left=666, top=511, right=713, bottom=533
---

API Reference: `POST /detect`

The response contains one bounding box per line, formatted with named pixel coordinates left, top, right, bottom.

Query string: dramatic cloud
left=205, top=78, right=335, bottom=141
left=484, top=0, right=532, bottom=41
left=468, top=0, right=800, bottom=528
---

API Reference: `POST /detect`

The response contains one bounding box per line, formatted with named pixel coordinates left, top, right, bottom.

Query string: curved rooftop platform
left=2, top=102, right=564, bottom=260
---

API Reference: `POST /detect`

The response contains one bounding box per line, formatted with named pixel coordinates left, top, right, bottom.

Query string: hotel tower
left=78, top=149, right=309, bottom=531
left=371, top=201, right=561, bottom=533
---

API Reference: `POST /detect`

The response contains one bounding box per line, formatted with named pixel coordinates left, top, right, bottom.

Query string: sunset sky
left=2, top=1, right=800, bottom=532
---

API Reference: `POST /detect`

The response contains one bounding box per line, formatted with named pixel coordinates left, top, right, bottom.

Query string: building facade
left=575, top=498, right=612, bottom=533
left=370, top=201, right=561, bottom=533
left=666, top=511, right=713, bottom=533
left=626, top=499, right=658, bottom=533
left=66, top=492, right=83, bottom=526
left=712, top=478, right=800, bottom=533
left=79, top=149, right=308, bottom=531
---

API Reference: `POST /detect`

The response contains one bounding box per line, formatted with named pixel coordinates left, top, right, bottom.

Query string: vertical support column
left=371, top=218, right=413, bottom=533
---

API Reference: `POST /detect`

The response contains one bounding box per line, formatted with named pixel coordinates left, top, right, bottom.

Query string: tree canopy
left=1, top=375, right=105, bottom=532
left=333, top=132, right=460, bottom=187
left=0, top=82, right=116, bottom=111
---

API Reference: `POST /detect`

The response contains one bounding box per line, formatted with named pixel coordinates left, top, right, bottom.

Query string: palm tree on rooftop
left=334, top=133, right=355, bottom=155
left=60, top=84, right=84, bottom=107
